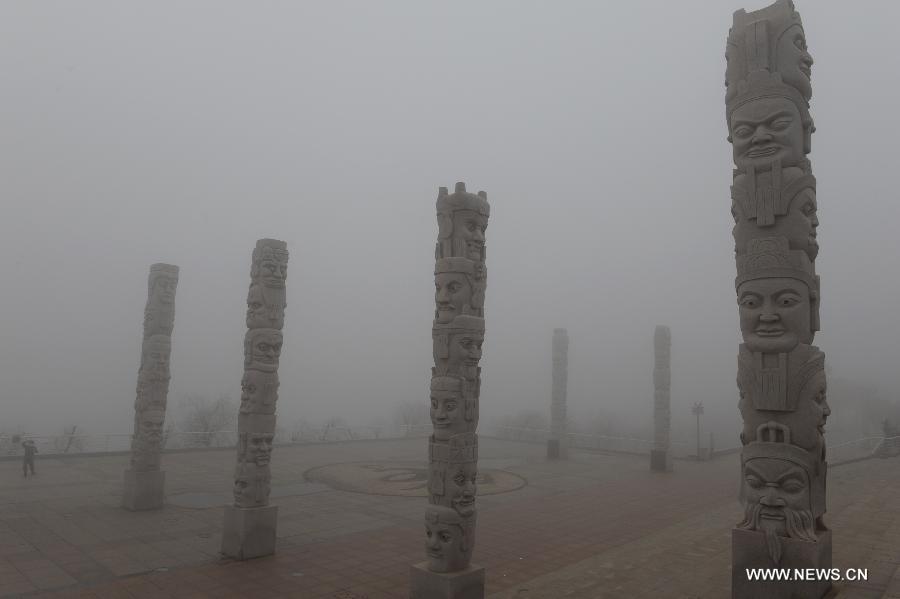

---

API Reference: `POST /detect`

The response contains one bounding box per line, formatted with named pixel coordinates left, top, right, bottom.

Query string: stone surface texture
left=221, top=238, right=288, bottom=559
left=421, top=182, right=488, bottom=587
left=651, top=325, right=672, bottom=472
left=725, top=2, right=830, bottom=597
left=548, top=328, right=569, bottom=459
left=123, top=263, right=178, bottom=511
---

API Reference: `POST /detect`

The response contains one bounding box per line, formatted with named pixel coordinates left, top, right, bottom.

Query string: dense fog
left=1, top=1, right=898, bottom=450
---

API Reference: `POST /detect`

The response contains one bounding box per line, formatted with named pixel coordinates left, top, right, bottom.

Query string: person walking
left=22, top=439, right=37, bottom=477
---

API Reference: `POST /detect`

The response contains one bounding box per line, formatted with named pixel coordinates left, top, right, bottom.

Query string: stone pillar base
left=410, top=562, right=485, bottom=599
left=122, top=469, right=165, bottom=511
left=547, top=439, right=567, bottom=459
left=221, top=504, right=278, bottom=560
left=732, top=528, right=832, bottom=599
left=650, top=449, right=673, bottom=472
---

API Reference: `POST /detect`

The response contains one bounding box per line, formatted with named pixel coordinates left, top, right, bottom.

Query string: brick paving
left=0, top=437, right=897, bottom=598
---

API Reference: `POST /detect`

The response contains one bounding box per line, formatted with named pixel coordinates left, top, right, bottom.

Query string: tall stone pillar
left=650, top=325, right=672, bottom=472
left=221, top=239, right=288, bottom=560
left=725, top=2, right=831, bottom=597
left=547, top=328, right=569, bottom=459
left=410, top=182, right=488, bottom=599
left=123, top=263, right=178, bottom=511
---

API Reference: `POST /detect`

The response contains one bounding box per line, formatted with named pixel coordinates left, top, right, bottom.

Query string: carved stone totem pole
left=547, top=328, right=569, bottom=459
left=221, top=239, right=288, bottom=560
left=411, top=182, right=488, bottom=599
left=123, top=263, right=178, bottom=511
left=651, top=325, right=672, bottom=472
left=725, top=2, right=830, bottom=597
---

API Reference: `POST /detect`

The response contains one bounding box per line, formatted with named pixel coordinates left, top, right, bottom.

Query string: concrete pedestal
left=122, top=469, right=165, bottom=511
left=732, top=528, right=832, bottom=599
left=410, top=562, right=485, bottom=599
left=650, top=449, right=673, bottom=472
left=221, top=504, right=278, bottom=560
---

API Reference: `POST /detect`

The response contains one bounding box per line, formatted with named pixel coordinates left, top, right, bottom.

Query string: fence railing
left=2, top=427, right=894, bottom=463
left=490, top=426, right=900, bottom=463
left=0, top=423, right=433, bottom=457
left=491, top=425, right=693, bottom=456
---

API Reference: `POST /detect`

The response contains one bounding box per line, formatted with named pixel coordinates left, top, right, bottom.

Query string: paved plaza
left=0, top=437, right=898, bottom=598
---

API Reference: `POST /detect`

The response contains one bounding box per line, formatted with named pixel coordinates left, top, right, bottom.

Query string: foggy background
left=1, top=1, right=898, bottom=449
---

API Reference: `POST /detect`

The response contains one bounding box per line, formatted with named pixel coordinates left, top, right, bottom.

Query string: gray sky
left=1, top=1, right=898, bottom=445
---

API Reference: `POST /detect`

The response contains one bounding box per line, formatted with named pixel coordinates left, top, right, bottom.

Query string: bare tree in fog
left=177, top=393, right=236, bottom=446
left=392, top=400, right=428, bottom=437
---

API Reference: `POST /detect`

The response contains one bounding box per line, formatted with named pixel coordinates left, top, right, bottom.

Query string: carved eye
left=453, top=471, right=466, bottom=486
left=778, top=295, right=801, bottom=308
left=447, top=282, right=462, bottom=293
left=431, top=399, right=438, bottom=410
left=466, top=221, right=477, bottom=232
left=783, top=480, right=804, bottom=493
left=439, top=532, right=453, bottom=543
left=771, top=119, right=792, bottom=131
left=426, top=529, right=432, bottom=538
left=734, top=126, right=753, bottom=138
left=802, top=202, right=816, bottom=216
left=445, top=401, right=457, bottom=412
left=739, top=296, right=759, bottom=309
left=745, top=475, right=763, bottom=489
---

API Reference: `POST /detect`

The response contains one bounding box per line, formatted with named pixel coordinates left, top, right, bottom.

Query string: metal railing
left=0, top=423, right=433, bottom=457
left=491, top=425, right=691, bottom=456
left=489, top=426, right=900, bottom=463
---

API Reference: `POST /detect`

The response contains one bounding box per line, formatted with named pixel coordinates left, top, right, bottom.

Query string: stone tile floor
left=0, top=437, right=898, bottom=598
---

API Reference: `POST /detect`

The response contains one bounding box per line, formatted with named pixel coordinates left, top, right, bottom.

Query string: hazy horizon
left=2, top=1, right=898, bottom=449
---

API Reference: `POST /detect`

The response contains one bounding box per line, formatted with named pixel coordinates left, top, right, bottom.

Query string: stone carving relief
left=130, top=264, right=178, bottom=474
left=726, top=2, right=830, bottom=590
left=424, top=505, right=477, bottom=574
left=425, top=183, right=488, bottom=574
left=228, top=239, right=288, bottom=514
left=653, top=325, right=672, bottom=455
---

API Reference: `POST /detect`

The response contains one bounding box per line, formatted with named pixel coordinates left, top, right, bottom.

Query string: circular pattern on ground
left=304, top=460, right=527, bottom=496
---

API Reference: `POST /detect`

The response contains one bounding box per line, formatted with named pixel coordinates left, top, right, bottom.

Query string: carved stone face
left=448, top=331, right=484, bottom=374
left=743, top=457, right=811, bottom=536
left=256, top=256, right=288, bottom=289
left=141, top=338, right=171, bottom=378
left=138, top=411, right=165, bottom=443
left=246, top=285, right=283, bottom=329
left=811, top=375, right=830, bottom=442
left=233, top=464, right=270, bottom=507
left=435, top=273, right=473, bottom=324
left=424, top=508, right=471, bottom=573
left=240, top=432, right=274, bottom=467
left=240, top=370, right=278, bottom=414
left=783, top=188, right=818, bottom=259
left=451, top=210, right=488, bottom=261
left=246, top=330, right=283, bottom=372
left=734, top=187, right=818, bottom=261
left=738, top=277, right=812, bottom=352
left=150, top=276, right=177, bottom=305
left=449, top=462, right=477, bottom=518
left=431, top=384, right=466, bottom=442
left=776, top=25, right=813, bottom=101
left=731, top=98, right=805, bottom=170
